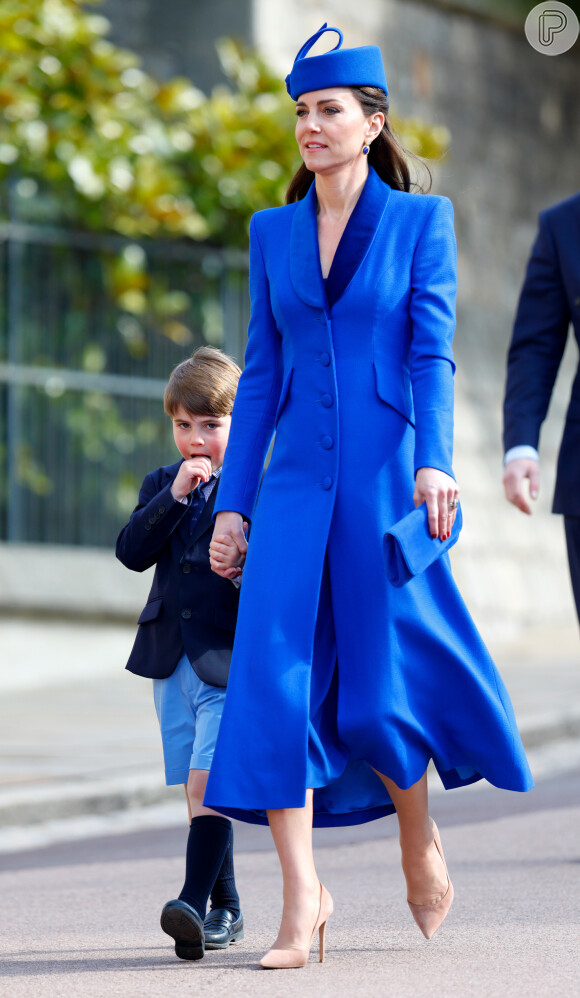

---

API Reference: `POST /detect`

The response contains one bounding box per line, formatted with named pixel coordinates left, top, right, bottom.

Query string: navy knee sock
left=178, top=815, right=238, bottom=920
left=209, top=822, right=240, bottom=918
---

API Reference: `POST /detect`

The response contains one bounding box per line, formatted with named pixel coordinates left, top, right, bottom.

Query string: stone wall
left=252, top=0, right=580, bottom=642
left=100, top=0, right=253, bottom=89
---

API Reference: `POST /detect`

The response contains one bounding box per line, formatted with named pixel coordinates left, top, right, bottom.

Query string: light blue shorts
left=153, top=652, right=227, bottom=785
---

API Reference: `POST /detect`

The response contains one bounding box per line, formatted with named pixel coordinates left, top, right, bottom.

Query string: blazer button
left=158, top=505, right=166, bottom=514
left=319, top=352, right=330, bottom=366
left=144, top=523, right=152, bottom=531
left=575, top=296, right=580, bottom=307
left=322, top=476, right=333, bottom=490
left=182, top=563, right=192, bottom=574
left=320, top=394, right=333, bottom=408
left=181, top=608, right=192, bottom=619
left=321, top=435, right=334, bottom=449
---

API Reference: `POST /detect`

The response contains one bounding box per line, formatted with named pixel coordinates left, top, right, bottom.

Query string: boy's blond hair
left=164, top=346, right=241, bottom=418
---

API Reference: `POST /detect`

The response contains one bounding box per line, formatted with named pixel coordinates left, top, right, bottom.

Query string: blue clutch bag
left=383, top=502, right=462, bottom=588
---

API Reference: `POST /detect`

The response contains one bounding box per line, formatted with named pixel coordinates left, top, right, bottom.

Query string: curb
left=2, top=716, right=579, bottom=831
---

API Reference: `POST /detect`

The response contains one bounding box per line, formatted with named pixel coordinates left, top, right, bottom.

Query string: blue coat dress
left=205, top=167, right=533, bottom=826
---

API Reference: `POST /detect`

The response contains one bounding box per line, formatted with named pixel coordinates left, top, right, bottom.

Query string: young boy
left=116, top=346, right=246, bottom=962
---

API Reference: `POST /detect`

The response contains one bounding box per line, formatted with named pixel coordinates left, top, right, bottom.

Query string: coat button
left=320, top=394, right=333, bottom=408
left=158, top=505, right=166, bottom=514
left=321, top=435, right=334, bottom=449
left=319, top=352, right=330, bottom=366
left=181, top=608, right=192, bottom=619
left=182, top=563, right=192, bottom=574
left=144, top=523, right=151, bottom=531
left=322, top=476, right=333, bottom=490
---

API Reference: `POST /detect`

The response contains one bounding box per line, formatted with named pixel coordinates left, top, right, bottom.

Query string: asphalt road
left=1, top=770, right=579, bottom=998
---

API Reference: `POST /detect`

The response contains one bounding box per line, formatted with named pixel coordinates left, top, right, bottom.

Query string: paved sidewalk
left=0, top=616, right=578, bottom=852
left=1, top=789, right=578, bottom=998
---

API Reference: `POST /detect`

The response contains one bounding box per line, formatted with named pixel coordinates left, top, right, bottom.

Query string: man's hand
left=414, top=467, right=459, bottom=540
left=503, top=458, right=539, bottom=515
left=210, top=511, right=248, bottom=579
left=170, top=457, right=212, bottom=502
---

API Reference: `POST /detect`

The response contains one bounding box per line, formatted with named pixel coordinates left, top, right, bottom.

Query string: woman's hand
left=210, top=511, right=248, bottom=579
left=413, top=468, right=459, bottom=540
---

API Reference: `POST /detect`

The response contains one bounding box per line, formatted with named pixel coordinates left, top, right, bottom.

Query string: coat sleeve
left=409, top=197, right=457, bottom=479
left=503, top=210, right=571, bottom=452
left=115, top=470, right=189, bottom=572
left=213, top=215, right=283, bottom=521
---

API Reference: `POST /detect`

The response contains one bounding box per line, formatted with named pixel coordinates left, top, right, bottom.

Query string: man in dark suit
left=116, top=347, right=245, bottom=960
left=503, top=192, right=580, bottom=625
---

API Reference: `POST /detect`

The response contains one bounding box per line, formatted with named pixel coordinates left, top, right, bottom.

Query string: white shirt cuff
left=504, top=445, right=539, bottom=466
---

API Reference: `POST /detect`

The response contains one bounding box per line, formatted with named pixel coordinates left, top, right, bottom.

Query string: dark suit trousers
left=564, top=517, right=580, bottom=626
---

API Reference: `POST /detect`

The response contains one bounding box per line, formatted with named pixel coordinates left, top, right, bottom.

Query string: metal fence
left=0, top=220, right=249, bottom=547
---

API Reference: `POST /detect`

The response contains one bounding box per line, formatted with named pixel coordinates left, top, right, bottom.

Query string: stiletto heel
left=318, top=920, right=326, bottom=963
left=407, top=819, right=454, bottom=940
left=260, top=882, right=333, bottom=969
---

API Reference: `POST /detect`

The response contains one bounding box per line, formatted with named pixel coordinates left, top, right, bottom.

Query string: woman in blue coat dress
left=208, top=25, right=533, bottom=968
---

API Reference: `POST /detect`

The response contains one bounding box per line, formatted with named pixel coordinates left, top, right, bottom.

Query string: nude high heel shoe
left=407, top=820, right=454, bottom=939
left=259, top=882, right=333, bottom=969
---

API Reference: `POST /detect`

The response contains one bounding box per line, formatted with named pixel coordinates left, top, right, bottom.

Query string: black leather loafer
left=160, top=899, right=205, bottom=960
left=204, top=908, right=244, bottom=949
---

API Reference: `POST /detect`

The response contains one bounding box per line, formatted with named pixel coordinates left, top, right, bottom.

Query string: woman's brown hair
left=286, top=86, right=431, bottom=203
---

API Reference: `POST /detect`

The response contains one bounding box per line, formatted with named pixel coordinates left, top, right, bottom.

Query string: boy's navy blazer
left=116, top=460, right=240, bottom=686
left=504, top=192, right=580, bottom=515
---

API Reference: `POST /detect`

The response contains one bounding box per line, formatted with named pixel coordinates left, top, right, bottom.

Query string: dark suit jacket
left=503, top=192, right=580, bottom=515
left=116, top=461, right=239, bottom=686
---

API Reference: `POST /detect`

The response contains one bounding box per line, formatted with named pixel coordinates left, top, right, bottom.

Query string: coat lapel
left=289, top=180, right=326, bottom=309
left=289, top=167, right=391, bottom=310
left=325, top=167, right=391, bottom=307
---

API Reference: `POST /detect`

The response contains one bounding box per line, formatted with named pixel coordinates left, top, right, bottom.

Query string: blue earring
left=362, top=143, right=370, bottom=155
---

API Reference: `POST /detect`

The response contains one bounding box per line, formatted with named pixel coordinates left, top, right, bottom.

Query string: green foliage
left=0, top=0, right=450, bottom=247
left=0, top=1, right=452, bottom=546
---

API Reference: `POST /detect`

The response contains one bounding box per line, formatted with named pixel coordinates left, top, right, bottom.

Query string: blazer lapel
left=325, top=167, right=391, bottom=307
left=289, top=180, right=326, bottom=309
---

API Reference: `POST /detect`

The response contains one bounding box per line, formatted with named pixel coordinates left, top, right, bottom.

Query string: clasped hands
left=210, top=468, right=459, bottom=580
left=210, top=512, right=248, bottom=580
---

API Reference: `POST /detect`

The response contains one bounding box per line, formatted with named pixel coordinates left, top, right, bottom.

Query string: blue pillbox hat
left=285, top=23, right=388, bottom=101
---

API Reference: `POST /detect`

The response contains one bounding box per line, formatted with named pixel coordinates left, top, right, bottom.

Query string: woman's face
left=295, top=87, right=379, bottom=176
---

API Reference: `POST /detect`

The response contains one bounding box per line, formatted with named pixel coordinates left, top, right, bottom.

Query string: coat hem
left=208, top=802, right=397, bottom=828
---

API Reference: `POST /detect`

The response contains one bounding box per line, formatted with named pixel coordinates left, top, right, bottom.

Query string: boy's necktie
left=189, top=478, right=212, bottom=533
left=189, top=487, right=205, bottom=533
